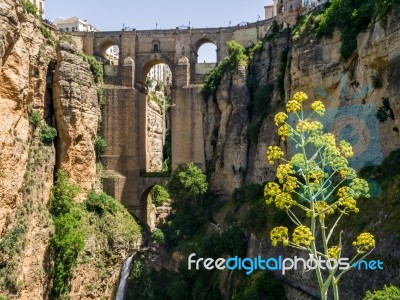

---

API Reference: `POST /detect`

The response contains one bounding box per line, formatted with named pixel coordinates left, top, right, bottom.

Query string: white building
left=302, top=0, right=327, bottom=9
left=276, top=0, right=303, bottom=16
left=265, top=5, right=274, bottom=19
left=148, top=64, right=172, bottom=86
left=52, top=17, right=97, bottom=32
left=29, top=0, right=44, bottom=16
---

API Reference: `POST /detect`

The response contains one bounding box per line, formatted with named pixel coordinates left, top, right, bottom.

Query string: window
left=153, top=44, right=159, bottom=52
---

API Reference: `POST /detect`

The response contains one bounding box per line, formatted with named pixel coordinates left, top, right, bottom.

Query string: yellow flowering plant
left=265, top=91, right=375, bottom=300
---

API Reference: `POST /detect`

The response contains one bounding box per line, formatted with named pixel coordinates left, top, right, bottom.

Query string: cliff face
left=206, top=9, right=400, bottom=300
left=0, top=1, right=56, bottom=298
left=0, top=2, right=139, bottom=299
left=53, top=41, right=100, bottom=196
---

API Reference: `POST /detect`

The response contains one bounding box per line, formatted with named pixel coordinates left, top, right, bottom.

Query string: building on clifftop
left=52, top=17, right=97, bottom=32
left=28, top=0, right=44, bottom=16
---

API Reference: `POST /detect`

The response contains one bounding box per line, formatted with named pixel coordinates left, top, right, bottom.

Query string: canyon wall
left=0, top=2, right=141, bottom=299
left=206, top=8, right=400, bottom=300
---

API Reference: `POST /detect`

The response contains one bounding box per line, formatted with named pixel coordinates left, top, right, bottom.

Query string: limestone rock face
left=205, top=67, right=250, bottom=196
left=0, top=1, right=56, bottom=299
left=146, top=99, right=165, bottom=172
left=206, top=12, right=400, bottom=300
left=53, top=44, right=101, bottom=197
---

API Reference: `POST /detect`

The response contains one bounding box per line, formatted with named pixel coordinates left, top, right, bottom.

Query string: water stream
left=115, top=254, right=134, bottom=300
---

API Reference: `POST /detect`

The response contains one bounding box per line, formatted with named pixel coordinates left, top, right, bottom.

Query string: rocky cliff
left=206, top=7, right=400, bottom=300
left=0, top=2, right=141, bottom=299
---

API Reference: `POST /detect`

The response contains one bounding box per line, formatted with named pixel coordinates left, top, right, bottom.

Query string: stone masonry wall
left=146, top=98, right=165, bottom=172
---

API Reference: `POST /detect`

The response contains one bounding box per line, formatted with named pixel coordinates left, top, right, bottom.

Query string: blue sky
left=45, top=0, right=273, bottom=31
left=45, top=0, right=273, bottom=62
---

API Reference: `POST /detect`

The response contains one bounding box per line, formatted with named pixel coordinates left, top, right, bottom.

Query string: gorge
left=1, top=0, right=400, bottom=299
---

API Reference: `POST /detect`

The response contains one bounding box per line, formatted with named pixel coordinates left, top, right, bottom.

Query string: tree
left=265, top=92, right=374, bottom=300
left=167, top=162, right=208, bottom=208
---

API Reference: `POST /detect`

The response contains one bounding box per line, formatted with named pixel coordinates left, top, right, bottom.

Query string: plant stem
left=333, top=281, right=340, bottom=300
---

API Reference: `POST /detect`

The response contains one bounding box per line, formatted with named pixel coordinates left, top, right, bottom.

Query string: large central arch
left=138, top=57, right=174, bottom=173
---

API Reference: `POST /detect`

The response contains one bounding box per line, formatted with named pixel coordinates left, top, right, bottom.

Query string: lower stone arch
left=138, top=181, right=169, bottom=230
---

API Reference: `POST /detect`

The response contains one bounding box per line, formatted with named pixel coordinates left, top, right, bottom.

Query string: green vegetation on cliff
left=294, top=0, right=400, bottom=59
left=50, top=171, right=86, bottom=298
left=50, top=171, right=141, bottom=299
left=202, top=41, right=249, bottom=100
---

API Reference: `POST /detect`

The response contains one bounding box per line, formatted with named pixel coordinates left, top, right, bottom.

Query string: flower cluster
left=274, top=112, right=288, bottom=126
left=313, top=201, right=335, bottom=219
left=337, top=187, right=359, bottom=213
left=311, top=100, right=325, bottom=116
left=283, top=175, right=298, bottom=192
left=291, top=153, right=306, bottom=168
left=276, top=164, right=294, bottom=183
left=286, top=100, right=301, bottom=113
left=264, top=182, right=281, bottom=204
left=271, top=226, right=289, bottom=246
left=327, top=246, right=341, bottom=259
left=292, top=225, right=314, bottom=247
left=265, top=181, right=296, bottom=209
left=275, top=192, right=295, bottom=209
left=292, top=91, right=308, bottom=103
left=352, top=233, right=375, bottom=253
left=340, top=140, right=354, bottom=158
left=349, top=178, right=370, bottom=198
left=278, top=124, right=290, bottom=139
left=296, top=120, right=323, bottom=132
left=267, top=146, right=284, bottom=165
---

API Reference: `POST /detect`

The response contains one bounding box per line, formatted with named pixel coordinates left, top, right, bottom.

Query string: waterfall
left=115, top=254, right=134, bottom=300
left=226, top=269, right=234, bottom=300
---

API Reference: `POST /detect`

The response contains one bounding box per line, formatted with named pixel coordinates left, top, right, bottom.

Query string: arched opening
left=104, top=45, right=120, bottom=65
left=139, top=185, right=171, bottom=231
left=197, top=42, right=217, bottom=63
left=141, top=61, right=173, bottom=173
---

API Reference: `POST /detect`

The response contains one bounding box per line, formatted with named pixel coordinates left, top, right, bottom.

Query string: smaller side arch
left=123, top=56, right=134, bottom=66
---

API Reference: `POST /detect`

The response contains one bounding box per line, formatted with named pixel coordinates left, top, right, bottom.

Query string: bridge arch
left=137, top=178, right=169, bottom=229
left=139, top=55, right=175, bottom=83
left=195, top=38, right=218, bottom=60
left=96, top=38, right=120, bottom=61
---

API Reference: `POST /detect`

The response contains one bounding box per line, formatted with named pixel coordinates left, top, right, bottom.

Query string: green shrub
left=374, top=0, right=400, bottom=26
left=364, top=284, right=400, bottom=300
left=79, top=53, right=103, bottom=83
left=29, top=110, right=41, bottom=127
left=167, top=162, right=208, bottom=207
left=21, top=0, right=37, bottom=15
left=316, top=0, right=374, bottom=59
left=232, top=184, right=263, bottom=205
left=371, top=71, right=383, bottom=89
left=97, top=84, right=105, bottom=106
left=232, top=271, right=286, bottom=300
left=40, top=24, right=51, bottom=39
left=50, top=170, right=80, bottom=217
left=94, top=136, right=107, bottom=156
left=202, top=41, right=249, bottom=100
left=151, top=229, right=165, bottom=245
left=40, top=123, right=57, bottom=144
left=376, top=97, right=394, bottom=123
left=85, top=191, right=119, bottom=215
left=50, top=170, right=86, bottom=298
left=150, top=185, right=170, bottom=206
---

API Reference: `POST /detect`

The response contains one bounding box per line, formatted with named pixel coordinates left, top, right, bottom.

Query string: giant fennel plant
left=265, top=92, right=375, bottom=300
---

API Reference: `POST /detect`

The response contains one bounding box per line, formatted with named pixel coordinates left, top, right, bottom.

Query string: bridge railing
left=139, top=169, right=170, bottom=178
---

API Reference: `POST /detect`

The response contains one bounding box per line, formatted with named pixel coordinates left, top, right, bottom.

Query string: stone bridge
left=71, top=19, right=274, bottom=225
